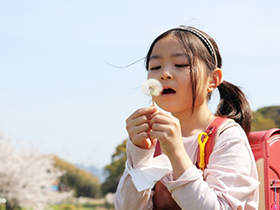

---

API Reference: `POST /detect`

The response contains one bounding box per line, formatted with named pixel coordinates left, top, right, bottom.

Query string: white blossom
left=0, top=133, right=72, bottom=210
left=142, top=79, right=163, bottom=96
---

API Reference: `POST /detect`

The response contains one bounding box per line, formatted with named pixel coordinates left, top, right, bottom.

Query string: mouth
left=162, top=88, right=176, bottom=95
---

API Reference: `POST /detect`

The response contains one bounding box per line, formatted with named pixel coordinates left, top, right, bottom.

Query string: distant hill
left=75, top=164, right=106, bottom=183
left=256, top=106, right=280, bottom=127
left=252, top=106, right=280, bottom=131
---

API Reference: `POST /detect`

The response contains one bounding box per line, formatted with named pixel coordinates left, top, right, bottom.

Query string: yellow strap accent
left=197, top=132, right=209, bottom=171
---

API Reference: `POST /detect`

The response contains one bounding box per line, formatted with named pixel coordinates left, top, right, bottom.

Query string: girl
left=115, top=26, right=259, bottom=210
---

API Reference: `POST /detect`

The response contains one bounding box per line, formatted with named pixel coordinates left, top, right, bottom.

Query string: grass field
left=50, top=203, right=114, bottom=210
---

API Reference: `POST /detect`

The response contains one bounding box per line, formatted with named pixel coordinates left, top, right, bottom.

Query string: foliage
left=0, top=133, right=71, bottom=210
left=53, top=156, right=100, bottom=198
left=58, top=204, right=77, bottom=210
left=251, top=106, right=280, bottom=131
left=257, top=106, right=280, bottom=127
left=101, top=139, right=127, bottom=195
left=50, top=203, right=114, bottom=210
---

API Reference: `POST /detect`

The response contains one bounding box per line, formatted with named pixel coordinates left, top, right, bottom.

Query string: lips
left=162, top=88, right=176, bottom=95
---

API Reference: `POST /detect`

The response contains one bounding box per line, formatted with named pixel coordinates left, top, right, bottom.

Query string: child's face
left=147, top=34, right=209, bottom=115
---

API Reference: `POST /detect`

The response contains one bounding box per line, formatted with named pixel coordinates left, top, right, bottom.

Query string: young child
left=115, top=26, right=259, bottom=210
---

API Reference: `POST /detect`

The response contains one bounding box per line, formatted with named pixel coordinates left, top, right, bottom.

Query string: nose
left=160, top=70, right=173, bottom=81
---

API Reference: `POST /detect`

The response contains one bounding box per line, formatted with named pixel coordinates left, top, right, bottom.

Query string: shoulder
left=212, top=120, right=251, bottom=157
left=207, top=120, right=256, bottom=174
left=218, top=120, right=247, bottom=143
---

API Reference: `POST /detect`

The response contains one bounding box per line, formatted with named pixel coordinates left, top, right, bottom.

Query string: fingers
left=149, top=111, right=180, bottom=133
left=148, top=111, right=182, bottom=153
left=149, top=111, right=171, bottom=126
left=126, top=106, right=157, bottom=149
left=129, top=106, right=157, bottom=121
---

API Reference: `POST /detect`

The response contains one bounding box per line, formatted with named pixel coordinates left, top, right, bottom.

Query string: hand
left=149, top=111, right=193, bottom=179
left=126, top=106, right=157, bottom=149
left=148, top=111, right=185, bottom=158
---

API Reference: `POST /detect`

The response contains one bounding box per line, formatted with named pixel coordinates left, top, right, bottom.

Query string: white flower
left=142, top=79, right=163, bottom=96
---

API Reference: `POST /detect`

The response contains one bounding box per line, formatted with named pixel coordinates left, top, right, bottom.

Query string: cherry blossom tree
left=0, top=133, right=72, bottom=210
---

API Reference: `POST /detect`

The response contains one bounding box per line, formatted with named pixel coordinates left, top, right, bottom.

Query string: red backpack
left=153, top=117, right=280, bottom=210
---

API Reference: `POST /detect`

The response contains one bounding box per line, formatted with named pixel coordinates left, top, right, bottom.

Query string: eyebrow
left=149, top=52, right=187, bottom=61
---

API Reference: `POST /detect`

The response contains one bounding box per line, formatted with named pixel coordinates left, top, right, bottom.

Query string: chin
left=156, top=102, right=191, bottom=114
left=156, top=104, right=178, bottom=113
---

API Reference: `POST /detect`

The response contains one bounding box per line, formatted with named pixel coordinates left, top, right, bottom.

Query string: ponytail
left=216, top=80, right=251, bottom=135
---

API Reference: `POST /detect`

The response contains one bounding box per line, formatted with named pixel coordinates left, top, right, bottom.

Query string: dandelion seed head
left=142, top=79, right=163, bottom=96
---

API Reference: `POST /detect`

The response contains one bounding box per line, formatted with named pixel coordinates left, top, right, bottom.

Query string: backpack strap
left=153, top=116, right=234, bottom=171
left=197, top=117, right=234, bottom=171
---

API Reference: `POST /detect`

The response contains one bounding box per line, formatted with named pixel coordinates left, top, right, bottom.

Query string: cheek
left=147, top=71, right=156, bottom=79
left=178, top=72, right=191, bottom=89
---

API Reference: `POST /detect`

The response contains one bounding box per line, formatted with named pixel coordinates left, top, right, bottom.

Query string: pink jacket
left=115, top=122, right=259, bottom=210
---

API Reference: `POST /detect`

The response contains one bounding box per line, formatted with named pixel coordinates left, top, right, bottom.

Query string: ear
left=207, top=68, right=222, bottom=93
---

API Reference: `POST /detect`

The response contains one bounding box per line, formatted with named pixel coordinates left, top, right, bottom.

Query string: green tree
left=257, top=106, right=280, bottom=127
left=53, top=156, right=100, bottom=198
left=251, top=111, right=277, bottom=131
left=251, top=106, right=280, bottom=131
left=101, top=139, right=127, bottom=195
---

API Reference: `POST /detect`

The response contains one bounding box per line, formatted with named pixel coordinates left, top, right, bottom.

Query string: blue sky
left=0, top=0, right=279, bottom=168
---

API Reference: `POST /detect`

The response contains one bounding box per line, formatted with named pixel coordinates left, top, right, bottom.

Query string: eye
left=149, top=66, right=161, bottom=71
left=175, top=64, right=189, bottom=68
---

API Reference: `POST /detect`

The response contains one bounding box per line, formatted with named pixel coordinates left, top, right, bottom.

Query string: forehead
left=150, top=34, right=185, bottom=59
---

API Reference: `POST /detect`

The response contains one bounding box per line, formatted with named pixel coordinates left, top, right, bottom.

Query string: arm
left=163, top=124, right=259, bottom=210
left=115, top=139, right=155, bottom=210
left=115, top=107, right=158, bottom=210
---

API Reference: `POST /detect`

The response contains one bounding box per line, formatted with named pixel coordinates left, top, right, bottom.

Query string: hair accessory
left=176, top=26, right=218, bottom=68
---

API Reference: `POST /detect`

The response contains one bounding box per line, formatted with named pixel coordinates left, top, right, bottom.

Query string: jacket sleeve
left=115, top=139, right=155, bottom=210
left=163, top=124, right=259, bottom=210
